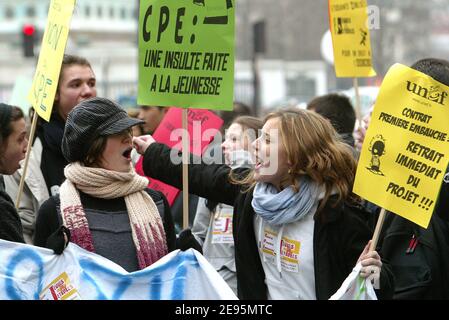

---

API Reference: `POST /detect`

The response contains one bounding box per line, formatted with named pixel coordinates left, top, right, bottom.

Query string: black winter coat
left=377, top=212, right=449, bottom=299
left=0, top=176, right=25, bottom=243
left=377, top=165, right=449, bottom=299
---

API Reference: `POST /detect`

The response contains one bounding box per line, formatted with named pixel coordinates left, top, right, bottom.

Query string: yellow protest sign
left=328, top=0, right=376, bottom=77
left=353, top=63, right=449, bottom=228
left=27, top=0, right=76, bottom=122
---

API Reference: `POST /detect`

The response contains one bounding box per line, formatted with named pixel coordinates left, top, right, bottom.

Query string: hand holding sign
left=357, top=241, right=381, bottom=288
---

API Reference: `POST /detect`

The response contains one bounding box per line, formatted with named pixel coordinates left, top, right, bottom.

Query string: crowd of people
left=1, top=54, right=449, bottom=299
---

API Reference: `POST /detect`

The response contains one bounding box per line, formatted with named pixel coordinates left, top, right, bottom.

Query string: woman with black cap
left=0, top=103, right=27, bottom=242
left=34, top=97, right=176, bottom=271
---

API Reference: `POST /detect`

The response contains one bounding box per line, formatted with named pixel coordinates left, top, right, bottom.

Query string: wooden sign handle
left=182, top=108, right=189, bottom=229
left=353, top=77, right=362, bottom=125
left=369, top=207, right=386, bottom=251
left=16, top=111, right=38, bottom=208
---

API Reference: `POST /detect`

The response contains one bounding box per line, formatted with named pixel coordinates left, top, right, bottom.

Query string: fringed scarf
left=59, top=162, right=167, bottom=269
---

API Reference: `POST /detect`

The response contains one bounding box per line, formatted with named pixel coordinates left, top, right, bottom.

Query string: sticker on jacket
left=40, top=272, right=81, bottom=300
left=262, top=230, right=301, bottom=273
left=211, top=207, right=233, bottom=244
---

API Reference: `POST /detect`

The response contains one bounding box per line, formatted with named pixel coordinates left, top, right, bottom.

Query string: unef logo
left=406, top=81, right=448, bottom=106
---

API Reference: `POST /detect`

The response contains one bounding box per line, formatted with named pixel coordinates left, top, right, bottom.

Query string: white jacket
left=192, top=199, right=236, bottom=273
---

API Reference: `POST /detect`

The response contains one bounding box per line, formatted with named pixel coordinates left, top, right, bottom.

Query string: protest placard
left=16, top=0, right=75, bottom=208
left=353, top=63, right=449, bottom=228
left=27, top=0, right=76, bottom=121
left=328, top=0, right=376, bottom=77
left=138, top=0, right=235, bottom=110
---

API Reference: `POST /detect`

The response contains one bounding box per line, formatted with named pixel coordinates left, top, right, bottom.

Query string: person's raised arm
left=133, top=135, right=245, bottom=206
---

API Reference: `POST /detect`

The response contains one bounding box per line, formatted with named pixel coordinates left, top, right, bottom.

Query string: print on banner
left=353, top=63, right=449, bottom=228
left=40, top=272, right=81, bottom=300
left=138, top=0, right=235, bottom=110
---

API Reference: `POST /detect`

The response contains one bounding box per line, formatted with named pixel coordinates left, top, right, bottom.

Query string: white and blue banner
left=0, top=240, right=238, bottom=300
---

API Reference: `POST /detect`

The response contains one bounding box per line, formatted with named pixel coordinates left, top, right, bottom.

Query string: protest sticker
left=328, top=0, right=376, bottom=77
left=353, top=63, right=449, bottom=228
left=138, top=0, right=235, bottom=110
left=211, top=206, right=234, bottom=244
left=135, top=107, right=223, bottom=204
left=27, top=0, right=76, bottom=121
left=39, top=272, right=81, bottom=300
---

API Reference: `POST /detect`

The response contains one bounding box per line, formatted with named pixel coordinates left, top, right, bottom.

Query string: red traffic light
left=22, top=24, right=36, bottom=57
left=22, top=24, right=35, bottom=36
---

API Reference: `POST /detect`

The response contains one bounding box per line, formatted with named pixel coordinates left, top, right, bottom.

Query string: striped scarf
left=59, top=162, right=167, bottom=269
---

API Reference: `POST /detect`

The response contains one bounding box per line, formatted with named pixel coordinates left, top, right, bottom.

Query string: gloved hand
left=46, top=226, right=71, bottom=255
left=176, top=229, right=203, bottom=254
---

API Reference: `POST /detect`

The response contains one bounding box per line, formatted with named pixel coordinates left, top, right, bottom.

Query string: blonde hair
left=232, top=108, right=357, bottom=214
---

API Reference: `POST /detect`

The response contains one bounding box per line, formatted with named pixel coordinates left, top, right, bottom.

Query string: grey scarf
left=251, top=176, right=321, bottom=225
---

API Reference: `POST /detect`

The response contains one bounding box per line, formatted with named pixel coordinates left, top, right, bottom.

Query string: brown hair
left=219, top=101, right=252, bottom=134
left=232, top=115, right=263, bottom=133
left=58, top=54, right=92, bottom=86
left=83, top=128, right=132, bottom=167
left=232, top=108, right=357, bottom=215
left=0, top=106, right=24, bottom=150
left=83, top=136, right=108, bottom=167
left=307, top=93, right=356, bottom=135
left=230, top=115, right=263, bottom=144
left=48, top=54, right=94, bottom=118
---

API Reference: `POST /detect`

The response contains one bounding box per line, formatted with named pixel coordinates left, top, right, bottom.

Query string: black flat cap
left=62, top=97, right=144, bottom=162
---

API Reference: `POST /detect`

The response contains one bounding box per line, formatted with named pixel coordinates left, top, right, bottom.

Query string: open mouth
left=255, top=155, right=264, bottom=170
left=122, top=147, right=132, bottom=160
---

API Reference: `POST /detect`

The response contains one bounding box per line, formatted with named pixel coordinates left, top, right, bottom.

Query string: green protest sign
left=138, top=0, right=235, bottom=111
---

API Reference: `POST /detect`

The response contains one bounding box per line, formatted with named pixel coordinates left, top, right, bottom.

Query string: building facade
left=0, top=0, right=448, bottom=112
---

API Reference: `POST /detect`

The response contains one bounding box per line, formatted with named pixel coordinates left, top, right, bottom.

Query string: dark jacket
left=34, top=188, right=176, bottom=272
left=377, top=212, right=449, bottom=299
left=142, top=143, right=394, bottom=300
left=36, top=113, right=68, bottom=196
left=434, top=165, right=449, bottom=222
left=373, top=165, right=449, bottom=299
left=0, top=176, right=25, bottom=243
